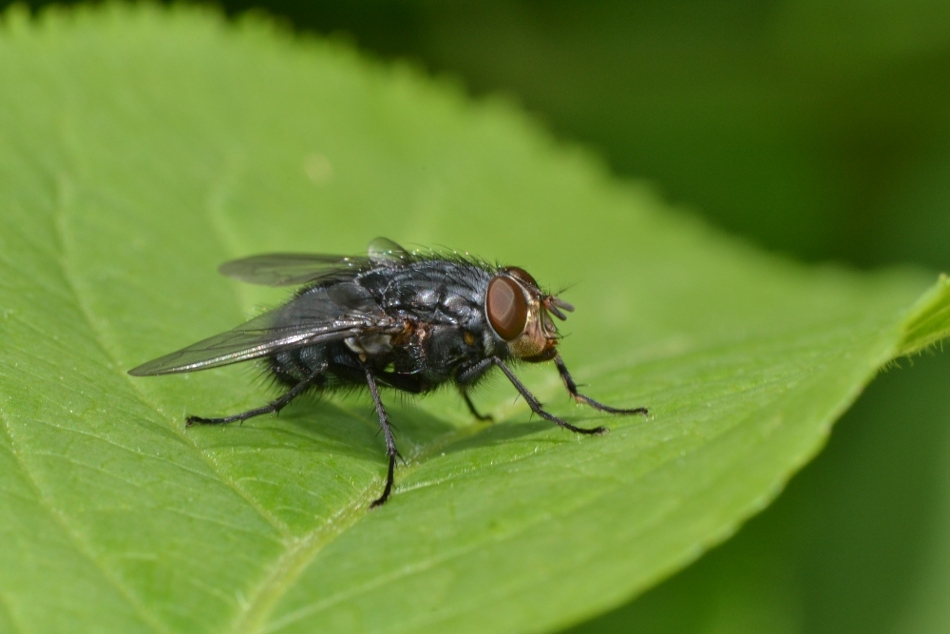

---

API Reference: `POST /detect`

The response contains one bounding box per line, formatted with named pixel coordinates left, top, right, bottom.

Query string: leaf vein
left=49, top=195, right=293, bottom=540
left=0, top=411, right=173, bottom=634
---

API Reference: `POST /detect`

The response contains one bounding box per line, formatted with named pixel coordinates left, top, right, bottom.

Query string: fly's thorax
left=484, top=266, right=571, bottom=363
left=365, top=259, right=491, bottom=324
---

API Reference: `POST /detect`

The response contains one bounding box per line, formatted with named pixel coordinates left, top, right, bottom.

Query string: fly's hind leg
left=186, top=367, right=325, bottom=426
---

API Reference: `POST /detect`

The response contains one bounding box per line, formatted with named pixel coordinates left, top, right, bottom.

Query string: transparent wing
left=128, top=282, right=395, bottom=376
left=218, top=253, right=364, bottom=287
left=367, top=237, right=411, bottom=264
left=219, top=238, right=412, bottom=287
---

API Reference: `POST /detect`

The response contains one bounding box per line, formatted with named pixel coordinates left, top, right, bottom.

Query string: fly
left=129, top=238, right=648, bottom=507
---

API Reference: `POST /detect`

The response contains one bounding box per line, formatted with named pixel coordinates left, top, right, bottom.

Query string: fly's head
left=484, top=266, right=574, bottom=363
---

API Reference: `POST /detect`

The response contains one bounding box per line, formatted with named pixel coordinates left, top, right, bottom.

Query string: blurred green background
left=8, top=1, right=949, bottom=631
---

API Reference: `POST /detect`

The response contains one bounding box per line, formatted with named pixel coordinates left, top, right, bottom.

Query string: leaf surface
left=0, top=6, right=948, bottom=633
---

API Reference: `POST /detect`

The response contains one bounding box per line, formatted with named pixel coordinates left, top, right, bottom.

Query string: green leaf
left=900, top=274, right=950, bottom=356
left=566, top=345, right=950, bottom=634
left=0, top=5, right=947, bottom=633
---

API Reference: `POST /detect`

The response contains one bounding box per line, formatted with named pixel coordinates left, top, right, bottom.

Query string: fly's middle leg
left=456, top=358, right=495, bottom=422
left=362, top=363, right=399, bottom=508
left=460, top=388, right=493, bottom=422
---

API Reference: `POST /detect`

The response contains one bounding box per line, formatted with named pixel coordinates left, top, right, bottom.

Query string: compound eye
left=503, top=266, right=538, bottom=289
left=486, top=275, right=528, bottom=341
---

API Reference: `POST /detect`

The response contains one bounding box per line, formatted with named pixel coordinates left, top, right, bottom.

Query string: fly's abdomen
left=269, top=345, right=330, bottom=386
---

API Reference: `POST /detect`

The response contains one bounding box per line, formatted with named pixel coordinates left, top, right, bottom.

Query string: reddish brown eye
left=486, top=276, right=528, bottom=341
left=503, top=266, right=538, bottom=289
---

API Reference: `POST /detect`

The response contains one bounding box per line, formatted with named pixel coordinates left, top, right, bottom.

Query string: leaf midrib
left=239, top=333, right=891, bottom=633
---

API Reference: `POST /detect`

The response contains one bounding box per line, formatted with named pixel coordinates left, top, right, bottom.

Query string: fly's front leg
left=554, top=354, right=648, bottom=416
left=186, top=365, right=326, bottom=426
left=362, top=364, right=400, bottom=508
left=491, top=357, right=606, bottom=435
